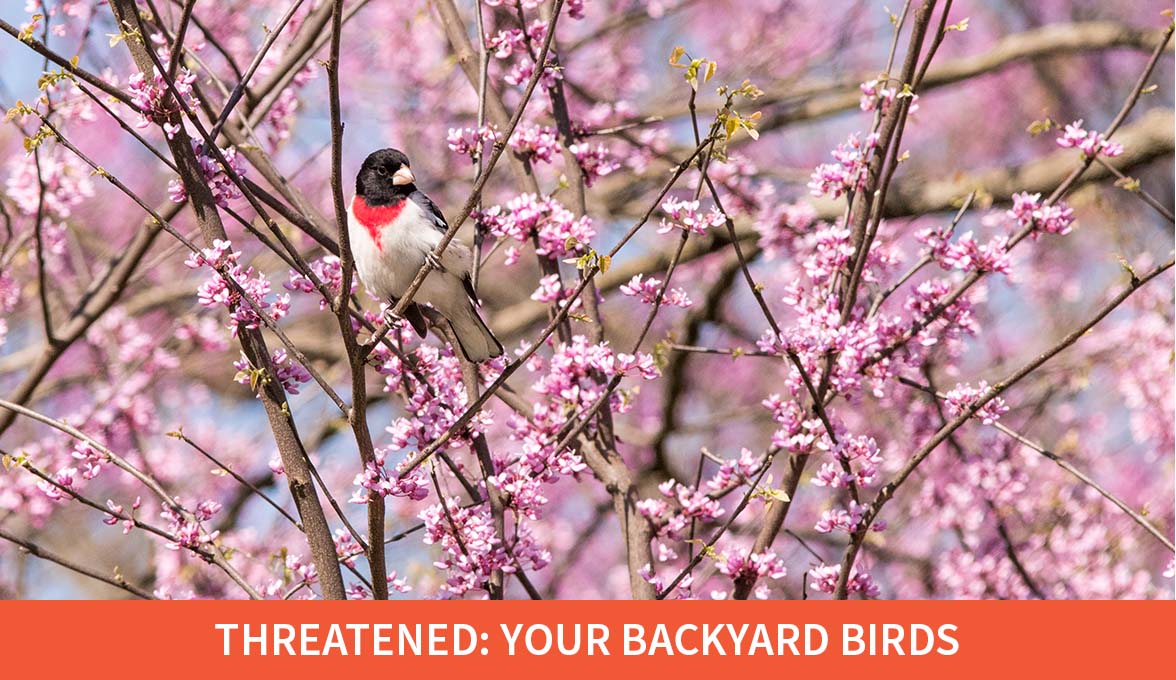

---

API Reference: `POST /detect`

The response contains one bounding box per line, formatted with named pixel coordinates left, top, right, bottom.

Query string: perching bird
left=349, top=148, right=503, bottom=362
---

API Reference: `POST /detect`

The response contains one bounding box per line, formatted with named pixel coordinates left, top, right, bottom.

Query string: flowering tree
left=0, top=0, right=1172, bottom=600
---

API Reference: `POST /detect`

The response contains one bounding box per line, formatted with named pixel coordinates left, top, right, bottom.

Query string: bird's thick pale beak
left=392, top=166, right=415, bottom=186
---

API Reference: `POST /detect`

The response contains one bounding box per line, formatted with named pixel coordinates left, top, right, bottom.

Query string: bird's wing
left=408, top=190, right=450, bottom=235
left=408, top=189, right=479, bottom=302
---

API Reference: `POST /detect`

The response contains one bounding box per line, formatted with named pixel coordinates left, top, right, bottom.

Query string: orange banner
left=1, top=600, right=1169, bottom=677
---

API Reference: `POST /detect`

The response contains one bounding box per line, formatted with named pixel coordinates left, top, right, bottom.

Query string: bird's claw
left=424, top=252, right=442, bottom=271
left=382, top=307, right=403, bottom=326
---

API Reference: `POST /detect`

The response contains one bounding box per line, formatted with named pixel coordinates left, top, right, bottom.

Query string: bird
left=348, top=148, right=503, bottom=362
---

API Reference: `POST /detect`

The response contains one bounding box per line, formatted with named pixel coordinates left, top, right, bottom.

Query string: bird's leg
left=359, top=304, right=404, bottom=361
left=382, top=305, right=404, bottom=326
left=424, top=251, right=443, bottom=271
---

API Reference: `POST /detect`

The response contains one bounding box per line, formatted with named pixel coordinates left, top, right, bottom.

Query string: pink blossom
left=5, top=148, right=94, bottom=218
left=102, top=496, right=141, bottom=534
left=420, top=497, right=549, bottom=597
left=168, top=140, right=245, bottom=207
left=475, top=194, right=595, bottom=262
left=188, top=240, right=290, bottom=335
left=945, top=381, right=1009, bottom=425
left=285, top=256, right=351, bottom=310
left=859, top=78, right=919, bottom=115
left=755, top=200, right=816, bottom=260
left=504, top=57, right=561, bottom=88
left=486, top=29, right=526, bottom=59
left=1007, top=192, right=1075, bottom=235
left=249, top=349, right=310, bottom=394
left=717, top=549, right=787, bottom=581
left=1056, top=119, right=1123, bottom=158
left=38, top=466, right=78, bottom=502
left=808, top=564, right=880, bottom=598
left=509, top=124, right=560, bottom=164
left=813, top=435, right=883, bottom=488
left=938, top=231, right=1012, bottom=275
left=446, top=125, right=499, bottom=158
left=705, top=449, right=762, bottom=492
left=127, top=66, right=198, bottom=136
left=160, top=504, right=219, bottom=550
left=808, top=132, right=877, bottom=198
left=619, top=274, right=692, bottom=308
left=815, top=500, right=867, bottom=534
left=657, top=197, right=725, bottom=236
left=388, top=571, right=412, bottom=593
left=350, top=449, right=430, bottom=503
left=568, top=142, right=618, bottom=186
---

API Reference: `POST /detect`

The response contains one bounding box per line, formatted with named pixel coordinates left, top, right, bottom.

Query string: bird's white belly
left=349, top=214, right=402, bottom=301
left=347, top=199, right=471, bottom=307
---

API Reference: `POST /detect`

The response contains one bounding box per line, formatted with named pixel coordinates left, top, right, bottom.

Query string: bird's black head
left=356, top=148, right=416, bottom=205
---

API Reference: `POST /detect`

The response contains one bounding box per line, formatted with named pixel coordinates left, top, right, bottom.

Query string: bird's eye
left=376, top=166, right=388, bottom=176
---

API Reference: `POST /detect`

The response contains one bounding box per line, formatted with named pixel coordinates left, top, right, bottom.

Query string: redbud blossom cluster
left=808, top=564, right=880, bottom=598
left=102, top=496, right=142, bottom=534
left=657, top=197, right=725, bottom=236
left=509, top=124, right=561, bottom=164
left=859, top=78, right=920, bottom=116
left=1056, top=120, right=1124, bottom=158
left=127, top=67, right=198, bottom=138
left=476, top=194, right=595, bottom=264
left=420, top=498, right=550, bottom=597
left=620, top=274, right=693, bottom=308
left=160, top=500, right=221, bottom=550
left=944, top=381, right=1009, bottom=425
left=446, top=125, right=499, bottom=158
left=233, top=349, right=310, bottom=396
left=349, top=449, right=429, bottom=504
left=808, top=132, right=878, bottom=198
left=569, top=142, right=619, bottom=186
left=185, top=239, right=290, bottom=335
left=1007, top=192, right=1075, bottom=236
left=167, top=140, right=246, bottom=207
left=376, top=342, right=492, bottom=455
left=285, top=256, right=352, bottom=311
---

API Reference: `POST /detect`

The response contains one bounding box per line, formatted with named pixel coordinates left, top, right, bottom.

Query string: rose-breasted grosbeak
left=349, top=148, right=503, bottom=362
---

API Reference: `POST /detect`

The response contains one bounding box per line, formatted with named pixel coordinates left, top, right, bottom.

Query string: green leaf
left=19, top=15, right=43, bottom=42
left=1116, top=255, right=1140, bottom=286
left=669, top=46, right=685, bottom=67
left=684, top=58, right=703, bottom=90
left=945, top=17, right=970, bottom=32
left=1114, top=176, right=1141, bottom=193
left=685, top=539, right=718, bottom=559
left=754, top=486, right=791, bottom=503
left=1026, top=118, right=1056, bottom=136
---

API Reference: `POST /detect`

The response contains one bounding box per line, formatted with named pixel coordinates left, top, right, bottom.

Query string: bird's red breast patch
left=352, top=196, right=405, bottom=250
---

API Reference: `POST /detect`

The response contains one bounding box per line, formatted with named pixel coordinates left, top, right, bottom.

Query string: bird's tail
left=448, top=300, right=503, bottom=363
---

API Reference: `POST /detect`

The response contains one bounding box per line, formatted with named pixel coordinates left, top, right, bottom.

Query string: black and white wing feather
left=408, top=190, right=450, bottom=235
left=408, top=189, right=478, bottom=301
